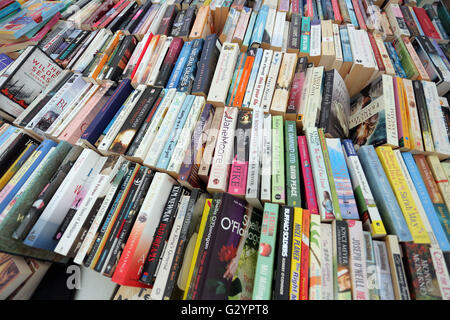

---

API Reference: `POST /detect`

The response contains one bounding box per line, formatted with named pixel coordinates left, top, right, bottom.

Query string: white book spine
left=260, top=113, right=272, bottom=202
left=303, top=66, right=324, bottom=129
left=298, top=66, right=313, bottom=120
left=422, top=81, right=450, bottom=155
left=67, top=30, right=99, bottom=71
left=54, top=157, right=126, bottom=256
left=271, top=11, right=286, bottom=49
left=147, top=37, right=173, bottom=86
left=150, top=195, right=190, bottom=300
left=320, top=223, right=334, bottom=300
left=281, top=21, right=290, bottom=53
left=264, top=8, right=276, bottom=44
left=394, top=150, right=439, bottom=248
left=167, top=96, right=204, bottom=174
left=310, top=22, right=321, bottom=58
left=207, top=106, right=239, bottom=193
left=347, top=220, right=369, bottom=300
left=53, top=85, right=100, bottom=139
left=245, top=108, right=264, bottom=209
left=46, top=82, right=92, bottom=136
left=123, top=35, right=146, bottom=77
left=133, top=89, right=176, bottom=160
left=73, top=161, right=130, bottom=265
left=347, top=24, right=361, bottom=66
left=429, top=248, right=450, bottom=300
left=372, top=240, right=395, bottom=300
left=242, top=49, right=263, bottom=109
left=250, top=49, right=273, bottom=110
left=260, top=51, right=282, bottom=113
left=207, top=43, right=240, bottom=106
left=333, top=24, right=343, bottom=63
left=98, top=87, right=145, bottom=153
left=73, top=29, right=111, bottom=73
left=382, top=74, right=398, bottom=147
left=135, top=38, right=159, bottom=84
left=306, top=127, right=333, bottom=221
left=25, top=149, right=104, bottom=249
left=144, top=92, right=186, bottom=167
left=148, top=2, right=168, bottom=35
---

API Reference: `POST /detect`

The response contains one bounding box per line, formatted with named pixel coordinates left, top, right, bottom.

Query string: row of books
left=0, top=120, right=449, bottom=299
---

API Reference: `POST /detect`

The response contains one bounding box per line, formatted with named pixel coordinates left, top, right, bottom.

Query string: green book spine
left=252, top=202, right=279, bottom=300
left=0, top=141, right=72, bottom=262
left=271, top=116, right=285, bottom=204
left=318, top=129, right=342, bottom=220
left=394, top=38, right=419, bottom=80
left=285, top=121, right=301, bottom=207
left=300, top=16, right=310, bottom=55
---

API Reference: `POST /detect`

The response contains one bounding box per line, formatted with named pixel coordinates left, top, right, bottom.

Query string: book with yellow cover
left=182, top=198, right=212, bottom=300
left=289, top=207, right=302, bottom=300
left=376, top=146, right=430, bottom=244
left=394, top=77, right=411, bottom=150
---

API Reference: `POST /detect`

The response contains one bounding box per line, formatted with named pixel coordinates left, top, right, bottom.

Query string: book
left=321, top=222, right=334, bottom=300
left=363, top=231, right=381, bottom=300
left=347, top=220, right=369, bottom=300
left=429, top=247, right=450, bottom=300
left=289, top=207, right=302, bottom=300
left=385, top=235, right=411, bottom=300
left=284, top=121, right=301, bottom=207
left=309, top=213, right=321, bottom=300
left=252, top=202, right=279, bottom=300
left=332, top=220, right=351, bottom=300
left=372, top=239, right=396, bottom=300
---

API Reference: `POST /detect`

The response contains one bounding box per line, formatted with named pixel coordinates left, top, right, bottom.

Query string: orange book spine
left=233, top=52, right=255, bottom=107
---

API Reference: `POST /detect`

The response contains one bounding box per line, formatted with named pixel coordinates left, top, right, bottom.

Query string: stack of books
left=0, top=0, right=449, bottom=301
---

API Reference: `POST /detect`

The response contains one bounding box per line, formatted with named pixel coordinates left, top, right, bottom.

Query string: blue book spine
left=324, top=0, right=334, bottom=21
left=80, top=79, right=133, bottom=146
left=242, top=48, right=263, bottom=109
left=0, top=2, right=20, bottom=21
left=431, top=39, right=450, bottom=72
left=250, top=5, right=268, bottom=47
left=384, top=42, right=408, bottom=78
left=0, top=126, right=17, bottom=146
left=344, top=0, right=359, bottom=28
left=0, top=139, right=57, bottom=214
left=402, top=152, right=450, bottom=251
left=177, top=38, right=204, bottom=93
left=242, top=11, right=257, bottom=49
left=327, top=139, right=359, bottom=220
left=156, top=95, right=195, bottom=170
left=103, top=104, right=125, bottom=138
left=316, top=0, right=324, bottom=20
left=339, top=26, right=353, bottom=63
left=357, top=145, right=413, bottom=242
left=166, top=41, right=193, bottom=89
left=312, top=0, right=318, bottom=19
left=298, top=0, right=304, bottom=16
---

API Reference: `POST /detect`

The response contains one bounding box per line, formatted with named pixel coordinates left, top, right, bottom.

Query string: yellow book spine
left=182, top=198, right=212, bottom=300
left=0, top=144, right=33, bottom=190
left=376, top=146, right=430, bottom=244
left=397, top=78, right=411, bottom=150
left=426, top=155, right=450, bottom=213
left=289, top=207, right=302, bottom=300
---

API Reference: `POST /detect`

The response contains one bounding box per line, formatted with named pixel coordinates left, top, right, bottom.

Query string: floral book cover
left=199, top=194, right=247, bottom=300
left=228, top=206, right=263, bottom=300
left=402, top=243, right=442, bottom=300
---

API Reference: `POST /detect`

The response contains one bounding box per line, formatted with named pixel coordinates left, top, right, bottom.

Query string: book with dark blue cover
left=80, top=79, right=133, bottom=148
left=357, top=145, right=412, bottom=242
left=166, top=40, right=193, bottom=89
left=177, top=38, right=204, bottom=93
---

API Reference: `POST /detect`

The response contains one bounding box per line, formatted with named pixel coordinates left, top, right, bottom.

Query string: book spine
left=252, top=203, right=279, bottom=300
left=429, top=248, right=450, bottom=300
left=289, top=207, right=302, bottom=300
left=191, top=34, right=220, bottom=97
left=297, top=136, right=319, bottom=214
left=260, top=114, right=272, bottom=203
left=285, top=121, right=301, bottom=207
left=427, top=155, right=450, bottom=213
left=357, top=146, right=413, bottom=242
left=249, top=49, right=273, bottom=110
left=347, top=220, right=369, bottom=300
left=308, top=213, right=321, bottom=299
left=320, top=221, right=333, bottom=300
left=273, top=206, right=293, bottom=300
left=271, top=116, right=285, bottom=204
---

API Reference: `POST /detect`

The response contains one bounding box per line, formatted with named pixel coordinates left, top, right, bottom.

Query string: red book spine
left=331, top=0, right=343, bottom=23
left=299, top=209, right=310, bottom=300
left=413, top=7, right=441, bottom=39
left=130, top=32, right=154, bottom=80
left=292, top=0, right=299, bottom=15
left=93, top=0, right=127, bottom=29
left=368, top=32, right=385, bottom=72
left=351, top=0, right=366, bottom=30
left=307, top=0, right=314, bottom=17
left=164, top=37, right=184, bottom=65
left=297, top=136, right=319, bottom=215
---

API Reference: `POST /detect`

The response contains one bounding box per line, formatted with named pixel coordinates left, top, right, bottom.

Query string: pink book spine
left=298, top=136, right=319, bottom=215
left=393, top=77, right=405, bottom=146
left=227, top=157, right=248, bottom=196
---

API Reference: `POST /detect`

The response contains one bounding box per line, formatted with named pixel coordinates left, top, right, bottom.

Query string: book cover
left=308, top=213, right=321, bottom=299
left=347, top=220, right=369, bottom=300
left=271, top=115, right=285, bottom=205
left=289, top=207, right=302, bottom=300
left=284, top=121, right=301, bottom=207
left=297, top=136, right=319, bottom=215
left=363, top=231, right=381, bottom=300
left=372, top=239, right=395, bottom=300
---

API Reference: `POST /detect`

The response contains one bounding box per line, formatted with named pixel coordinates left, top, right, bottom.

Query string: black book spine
left=412, top=80, right=432, bottom=146
left=94, top=165, right=145, bottom=273
left=162, top=189, right=201, bottom=299
left=83, top=163, right=136, bottom=268
left=55, top=30, right=90, bottom=64
left=273, top=206, right=294, bottom=300
left=318, top=69, right=335, bottom=132
left=0, top=133, right=35, bottom=177
left=125, top=2, right=153, bottom=35
left=103, top=168, right=155, bottom=277
left=288, top=13, right=301, bottom=52
left=105, top=35, right=133, bottom=81
left=191, top=34, right=220, bottom=96
left=139, top=184, right=186, bottom=285
left=399, top=5, right=419, bottom=37
left=126, top=90, right=165, bottom=157
left=109, top=2, right=139, bottom=33
left=170, top=9, right=186, bottom=37
left=156, top=4, right=178, bottom=36
left=179, top=6, right=196, bottom=38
